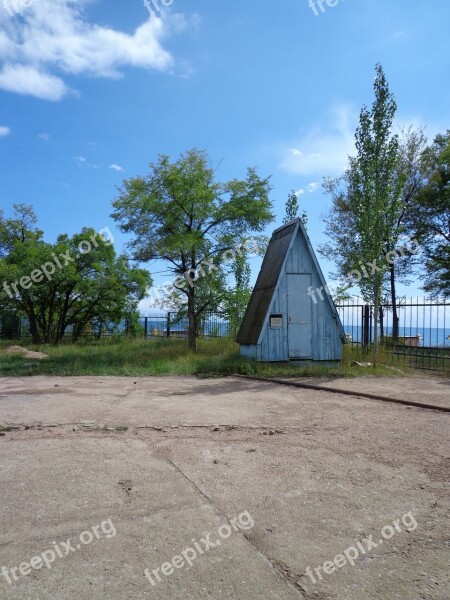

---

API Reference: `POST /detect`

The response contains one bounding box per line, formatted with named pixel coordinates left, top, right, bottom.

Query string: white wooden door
left=287, top=274, right=312, bottom=359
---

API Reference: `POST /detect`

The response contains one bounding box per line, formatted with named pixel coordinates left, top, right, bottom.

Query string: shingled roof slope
left=237, top=221, right=296, bottom=345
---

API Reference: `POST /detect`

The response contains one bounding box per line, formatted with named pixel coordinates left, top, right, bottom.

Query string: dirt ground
left=0, top=375, right=449, bottom=600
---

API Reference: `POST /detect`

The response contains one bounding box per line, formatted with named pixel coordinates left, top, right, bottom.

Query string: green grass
left=0, top=337, right=411, bottom=378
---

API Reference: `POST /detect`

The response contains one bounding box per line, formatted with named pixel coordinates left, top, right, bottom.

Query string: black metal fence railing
left=3, top=300, right=449, bottom=372
left=336, top=297, right=450, bottom=372
left=1, top=312, right=234, bottom=342
left=137, top=312, right=234, bottom=339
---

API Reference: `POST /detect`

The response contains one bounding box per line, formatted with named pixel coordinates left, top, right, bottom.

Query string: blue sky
left=1, top=0, right=449, bottom=311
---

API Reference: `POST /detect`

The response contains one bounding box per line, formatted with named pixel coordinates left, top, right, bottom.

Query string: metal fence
left=137, top=313, right=233, bottom=339
left=336, top=297, right=450, bottom=372
left=4, top=300, right=450, bottom=372
left=3, top=312, right=234, bottom=341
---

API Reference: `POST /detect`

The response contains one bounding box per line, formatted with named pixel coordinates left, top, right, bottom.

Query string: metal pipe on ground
left=234, top=375, right=450, bottom=414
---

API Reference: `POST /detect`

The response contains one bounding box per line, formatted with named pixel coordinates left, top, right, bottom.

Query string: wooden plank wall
left=256, top=230, right=343, bottom=362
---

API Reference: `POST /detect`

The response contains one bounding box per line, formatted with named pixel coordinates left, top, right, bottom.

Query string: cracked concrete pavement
left=0, top=376, right=449, bottom=599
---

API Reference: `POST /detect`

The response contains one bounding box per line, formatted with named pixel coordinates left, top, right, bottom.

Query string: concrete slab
left=2, top=374, right=446, bottom=429
left=0, top=438, right=300, bottom=600
left=164, top=429, right=449, bottom=599
left=0, top=376, right=449, bottom=599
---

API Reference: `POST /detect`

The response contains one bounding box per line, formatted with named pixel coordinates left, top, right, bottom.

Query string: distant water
left=140, top=317, right=230, bottom=337
left=142, top=318, right=450, bottom=347
left=343, top=326, right=450, bottom=348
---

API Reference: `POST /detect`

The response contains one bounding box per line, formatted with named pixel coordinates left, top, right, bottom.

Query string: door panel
left=287, top=274, right=312, bottom=359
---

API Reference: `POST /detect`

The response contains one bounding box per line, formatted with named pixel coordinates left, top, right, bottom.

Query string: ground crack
left=163, top=457, right=307, bottom=598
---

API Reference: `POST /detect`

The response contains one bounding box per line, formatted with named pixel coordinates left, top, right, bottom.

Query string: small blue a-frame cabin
left=237, top=218, right=346, bottom=362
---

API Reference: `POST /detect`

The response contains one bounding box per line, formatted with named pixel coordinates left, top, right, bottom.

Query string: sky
left=1, top=0, right=449, bottom=313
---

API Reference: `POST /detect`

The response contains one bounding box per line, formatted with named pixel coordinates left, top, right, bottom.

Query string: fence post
left=362, top=305, right=370, bottom=349
left=167, top=312, right=171, bottom=338
left=144, top=317, right=148, bottom=338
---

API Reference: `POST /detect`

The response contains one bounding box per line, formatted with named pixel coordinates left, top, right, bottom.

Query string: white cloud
left=295, top=182, right=319, bottom=196
left=109, top=164, right=124, bottom=172
left=0, top=64, right=69, bottom=101
left=38, top=132, right=51, bottom=141
left=280, top=105, right=357, bottom=177
left=0, top=0, right=175, bottom=100
left=73, top=154, right=105, bottom=169
left=0, top=126, right=10, bottom=136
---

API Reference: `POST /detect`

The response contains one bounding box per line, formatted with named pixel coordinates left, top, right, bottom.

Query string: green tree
left=111, top=148, right=274, bottom=350
left=410, top=131, right=450, bottom=296
left=0, top=205, right=150, bottom=343
left=321, top=126, right=426, bottom=340
left=0, top=203, right=42, bottom=256
left=223, top=248, right=252, bottom=338
left=283, top=191, right=308, bottom=227
left=0, top=204, right=42, bottom=336
left=161, top=260, right=228, bottom=328
left=321, top=65, right=405, bottom=364
left=349, top=64, right=407, bottom=364
left=384, top=127, right=427, bottom=337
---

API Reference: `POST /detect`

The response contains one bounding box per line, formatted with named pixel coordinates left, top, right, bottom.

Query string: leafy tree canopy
left=412, top=131, right=450, bottom=296
left=0, top=205, right=150, bottom=343
left=111, top=148, right=274, bottom=349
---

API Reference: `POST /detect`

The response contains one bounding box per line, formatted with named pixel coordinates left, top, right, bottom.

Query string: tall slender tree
left=321, top=127, right=426, bottom=340
left=283, top=191, right=308, bottom=226
left=348, top=65, right=406, bottom=364
left=321, top=65, right=406, bottom=364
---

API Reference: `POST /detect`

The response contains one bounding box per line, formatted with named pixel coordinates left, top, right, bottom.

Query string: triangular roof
left=237, top=218, right=345, bottom=345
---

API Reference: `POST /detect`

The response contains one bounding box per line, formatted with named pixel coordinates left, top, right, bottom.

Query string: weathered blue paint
left=239, top=219, right=345, bottom=362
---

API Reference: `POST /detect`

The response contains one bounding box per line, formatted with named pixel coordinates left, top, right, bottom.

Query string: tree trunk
left=187, top=287, right=197, bottom=351
left=56, top=318, right=66, bottom=344
left=389, top=263, right=399, bottom=341
left=373, top=280, right=379, bottom=368
left=72, top=326, right=80, bottom=342
left=29, top=316, right=41, bottom=345
left=24, top=306, right=41, bottom=344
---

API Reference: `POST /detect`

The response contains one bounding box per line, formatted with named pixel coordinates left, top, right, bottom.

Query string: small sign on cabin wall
left=270, top=314, right=283, bottom=328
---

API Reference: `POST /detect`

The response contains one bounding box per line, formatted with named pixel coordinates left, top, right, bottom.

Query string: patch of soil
left=4, top=345, right=48, bottom=360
